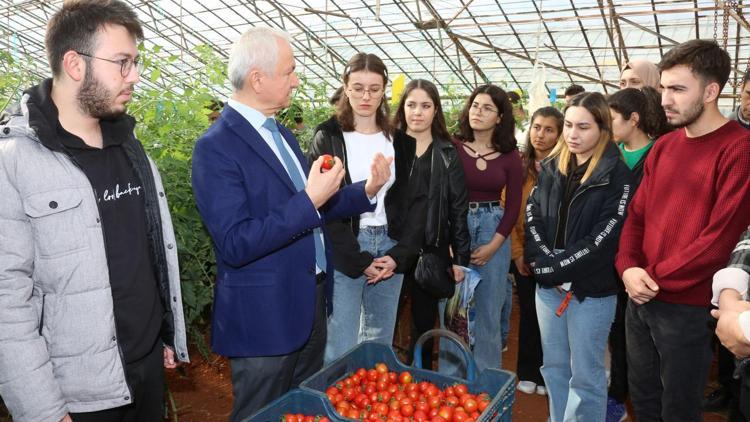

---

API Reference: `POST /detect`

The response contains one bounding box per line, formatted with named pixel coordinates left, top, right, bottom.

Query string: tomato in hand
left=320, top=154, right=335, bottom=171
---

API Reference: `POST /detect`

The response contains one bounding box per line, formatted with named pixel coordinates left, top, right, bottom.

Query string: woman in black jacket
left=308, top=53, right=410, bottom=364
left=525, top=92, right=634, bottom=421
left=386, top=79, right=471, bottom=368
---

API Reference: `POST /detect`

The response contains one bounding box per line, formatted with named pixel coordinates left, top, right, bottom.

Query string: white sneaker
left=517, top=381, right=536, bottom=394
left=535, top=386, right=547, bottom=396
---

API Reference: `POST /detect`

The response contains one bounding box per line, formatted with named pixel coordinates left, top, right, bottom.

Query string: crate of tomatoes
left=248, top=388, right=343, bottom=421
left=300, top=330, right=515, bottom=421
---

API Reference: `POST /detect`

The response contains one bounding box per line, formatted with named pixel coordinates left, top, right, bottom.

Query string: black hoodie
left=23, top=79, right=166, bottom=363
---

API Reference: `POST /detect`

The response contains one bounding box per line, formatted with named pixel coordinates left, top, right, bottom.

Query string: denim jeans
left=500, top=275, right=513, bottom=347
left=536, top=286, right=616, bottom=422
left=324, top=226, right=404, bottom=364
left=439, top=205, right=511, bottom=376
left=626, top=299, right=713, bottom=422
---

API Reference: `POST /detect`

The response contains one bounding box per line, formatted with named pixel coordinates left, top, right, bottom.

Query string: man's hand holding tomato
left=306, top=155, right=346, bottom=209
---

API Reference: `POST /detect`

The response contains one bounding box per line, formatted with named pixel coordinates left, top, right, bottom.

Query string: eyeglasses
left=76, top=51, right=144, bottom=77
left=470, top=102, right=498, bottom=115
left=347, top=85, right=384, bottom=99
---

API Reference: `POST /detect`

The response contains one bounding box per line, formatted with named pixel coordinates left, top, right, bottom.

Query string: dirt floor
left=166, top=283, right=733, bottom=421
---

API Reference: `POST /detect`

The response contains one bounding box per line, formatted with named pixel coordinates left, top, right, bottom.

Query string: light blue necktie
left=262, top=118, right=327, bottom=272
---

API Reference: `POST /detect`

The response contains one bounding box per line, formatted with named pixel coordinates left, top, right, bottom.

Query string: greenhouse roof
left=2, top=0, right=750, bottom=109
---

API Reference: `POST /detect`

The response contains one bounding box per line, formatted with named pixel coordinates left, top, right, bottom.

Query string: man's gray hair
left=228, top=27, right=290, bottom=91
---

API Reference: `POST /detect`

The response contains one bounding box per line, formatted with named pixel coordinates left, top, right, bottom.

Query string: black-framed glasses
left=76, top=51, right=143, bottom=77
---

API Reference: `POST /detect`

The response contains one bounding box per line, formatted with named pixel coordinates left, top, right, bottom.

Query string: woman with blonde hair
left=525, top=92, right=634, bottom=421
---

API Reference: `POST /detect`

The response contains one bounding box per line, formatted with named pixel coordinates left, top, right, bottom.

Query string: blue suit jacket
left=191, top=106, right=374, bottom=357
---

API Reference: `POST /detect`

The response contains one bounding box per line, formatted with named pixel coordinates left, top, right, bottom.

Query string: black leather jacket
left=308, top=117, right=470, bottom=276
left=388, top=130, right=471, bottom=267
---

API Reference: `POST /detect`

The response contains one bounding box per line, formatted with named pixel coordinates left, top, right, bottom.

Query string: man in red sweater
left=616, top=39, right=750, bottom=422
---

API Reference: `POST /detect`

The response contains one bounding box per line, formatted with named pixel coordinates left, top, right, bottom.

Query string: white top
left=343, top=130, right=396, bottom=227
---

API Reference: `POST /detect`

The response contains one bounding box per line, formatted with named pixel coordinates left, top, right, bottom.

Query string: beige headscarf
left=622, top=59, right=661, bottom=91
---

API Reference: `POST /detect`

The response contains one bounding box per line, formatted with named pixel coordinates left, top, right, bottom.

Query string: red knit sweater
left=615, top=120, right=750, bottom=306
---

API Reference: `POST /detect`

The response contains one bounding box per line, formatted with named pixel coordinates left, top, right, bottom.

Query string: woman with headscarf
left=619, top=59, right=660, bottom=91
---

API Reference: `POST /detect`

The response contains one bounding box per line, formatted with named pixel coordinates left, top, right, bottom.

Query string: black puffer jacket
left=524, top=142, right=634, bottom=299
left=387, top=130, right=471, bottom=267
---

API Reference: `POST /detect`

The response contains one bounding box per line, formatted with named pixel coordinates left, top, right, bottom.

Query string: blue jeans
left=324, top=226, right=404, bottom=364
left=500, top=275, right=513, bottom=347
left=536, top=286, right=616, bottom=422
left=439, top=205, right=511, bottom=375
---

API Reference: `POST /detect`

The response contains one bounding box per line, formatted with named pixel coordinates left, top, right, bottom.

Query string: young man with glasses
left=0, top=1, right=188, bottom=421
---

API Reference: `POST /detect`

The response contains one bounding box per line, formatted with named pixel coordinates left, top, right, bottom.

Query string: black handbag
left=414, top=248, right=455, bottom=299
left=412, top=147, right=455, bottom=298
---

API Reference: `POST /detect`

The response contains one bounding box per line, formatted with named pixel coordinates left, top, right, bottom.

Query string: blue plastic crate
left=248, top=389, right=344, bottom=422
left=300, top=334, right=515, bottom=421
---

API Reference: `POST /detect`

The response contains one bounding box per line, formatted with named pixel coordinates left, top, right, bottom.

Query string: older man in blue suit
left=191, top=27, right=393, bottom=421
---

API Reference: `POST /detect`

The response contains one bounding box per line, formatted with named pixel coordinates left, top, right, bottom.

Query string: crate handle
left=413, top=328, right=478, bottom=382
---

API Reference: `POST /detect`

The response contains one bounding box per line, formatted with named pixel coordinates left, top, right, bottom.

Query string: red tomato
left=477, top=397, right=490, bottom=412
left=388, top=409, right=402, bottom=419
left=431, top=416, right=447, bottom=422
left=438, top=406, right=454, bottom=420
left=388, top=372, right=398, bottom=384
left=283, top=414, right=296, bottom=422
left=444, top=386, right=455, bottom=397
left=356, top=368, right=367, bottom=378
left=398, top=371, right=413, bottom=385
left=413, top=409, right=429, bottom=421
left=389, top=399, right=401, bottom=411
left=367, top=369, right=379, bottom=382
left=319, top=418, right=330, bottom=422
left=463, top=398, right=478, bottom=413
left=400, top=404, right=414, bottom=417
left=345, top=409, right=360, bottom=419
left=321, top=154, right=335, bottom=171
left=426, top=386, right=440, bottom=397
left=374, top=402, right=389, bottom=415
left=446, top=395, right=460, bottom=407
left=302, top=416, right=314, bottom=422
left=429, top=407, right=440, bottom=418
left=294, top=413, right=305, bottom=422
left=364, top=383, right=377, bottom=395
left=454, top=384, right=469, bottom=397
left=416, top=400, right=430, bottom=413
left=418, top=381, right=431, bottom=392
left=342, top=387, right=355, bottom=400
left=427, top=395, right=441, bottom=409
left=387, top=384, right=399, bottom=395
left=452, top=411, right=469, bottom=422
left=375, top=362, right=389, bottom=374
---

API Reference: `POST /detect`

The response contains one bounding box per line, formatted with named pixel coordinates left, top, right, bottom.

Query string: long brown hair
left=335, top=53, right=391, bottom=137
left=455, top=84, right=516, bottom=153
left=552, top=92, right=613, bottom=182
left=392, top=79, right=450, bottom=141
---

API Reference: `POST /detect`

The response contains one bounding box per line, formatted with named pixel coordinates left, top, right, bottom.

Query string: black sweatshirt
left=35, top=90, right=163, bottom=364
